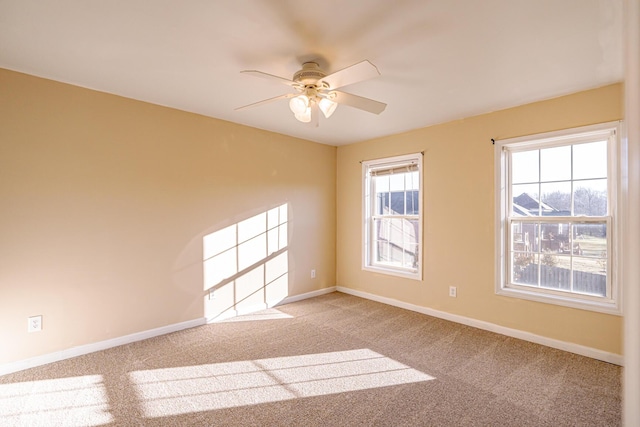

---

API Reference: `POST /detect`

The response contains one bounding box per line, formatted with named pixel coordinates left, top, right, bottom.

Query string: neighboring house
left=511, top=192, right=577, bottom=254
left=376, top=191, right=419, bottom=269
left=512, top=192, right=570, bottom=217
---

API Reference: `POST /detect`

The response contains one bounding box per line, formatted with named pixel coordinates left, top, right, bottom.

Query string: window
left=495, top=122, right=623, bottom=314
left=363, top=153, right=422, bottom=280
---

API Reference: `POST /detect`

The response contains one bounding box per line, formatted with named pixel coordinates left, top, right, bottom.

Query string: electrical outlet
left=311, top=269, right=316, bottom=279
left=209, top=289, right=215, bottom=300
left=28, top=315, right=42, bottom=332
left=449, top=286, right=457, bottom=298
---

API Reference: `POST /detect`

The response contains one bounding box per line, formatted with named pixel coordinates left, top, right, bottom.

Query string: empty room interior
left=1, top=1, right=639, bottom=426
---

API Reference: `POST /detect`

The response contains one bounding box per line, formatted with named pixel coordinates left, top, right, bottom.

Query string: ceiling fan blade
left=320, top=60, right=381, bottom=90
left=331, top=90, right=387, bottom=114
left=235, top=93, right=294, bottom=111
left=240, top=70, right=299, bottom=87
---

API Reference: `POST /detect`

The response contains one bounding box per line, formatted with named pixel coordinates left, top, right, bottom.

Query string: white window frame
left=494, top=121, right=624, bottom=315
left=362, top=153, right=423, bottom=280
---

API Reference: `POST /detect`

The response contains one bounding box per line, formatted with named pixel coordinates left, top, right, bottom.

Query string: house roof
left=512, top=202, right=533, bottom=217
left=513, top=193, right=557, bottom=213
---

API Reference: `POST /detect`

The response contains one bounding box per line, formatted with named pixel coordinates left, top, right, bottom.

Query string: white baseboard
left=6, top=284, right=610, bottom=376
left=0, top=318, right=206, bottom=377
left=277, top=286, right=337, bottom=305
left=336, top=286, right=623, bottom=366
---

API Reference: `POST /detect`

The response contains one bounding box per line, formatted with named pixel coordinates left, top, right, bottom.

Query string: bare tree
left=543, top=191, right=571, bottom=212
left=574, top=187, right=607, bottom=216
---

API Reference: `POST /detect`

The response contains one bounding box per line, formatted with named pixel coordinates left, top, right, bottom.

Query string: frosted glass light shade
left=319, top=98, right=338, bottom=118
left=289, top=95, right=309, bottom=115
left=294, top=107, right=311, bottom=123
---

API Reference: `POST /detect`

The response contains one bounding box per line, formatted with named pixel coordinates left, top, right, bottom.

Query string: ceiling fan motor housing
left=293, top=62, right=326, bottom=85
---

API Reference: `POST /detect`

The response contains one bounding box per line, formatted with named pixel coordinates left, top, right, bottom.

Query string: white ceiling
left=0, top=0, right=624, bottom=146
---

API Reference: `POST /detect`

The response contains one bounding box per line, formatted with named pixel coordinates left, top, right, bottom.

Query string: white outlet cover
left=28, top=315, right=42, bottom=332
left=449, top=287, right=457, bottom=297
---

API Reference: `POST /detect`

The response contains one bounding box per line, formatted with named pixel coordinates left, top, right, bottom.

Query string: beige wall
left=0, top=69, right=336, bottom=365
left=0, top=66, right=624, bottom=366
left=337, top=84, right=623, bottom=355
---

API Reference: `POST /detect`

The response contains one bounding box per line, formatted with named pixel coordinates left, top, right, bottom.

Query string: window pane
left=573, top=256, right=607, bottom=297
left=512, top=252, right=538, bottom=286
left=373, top=175, right=389, bottom=215
left=376, top=217, right=398, bottom=262
left=376, top=239, right=391, bottom=263
left=375, top=217, right=390, bottom=243
left=540, top=223, right=570, bottom=253
left=375, top=175, right=389, bottom=192
left=390, top=173, right=404, bottom=192
left=403, top=243, right=418, bottom=269
left=398, top=191, right=407, bottom=215
left=573, top=141, right=607, bottom=180
left=540, top=145, right=571, bottom=182
left=511, top=221, right=538, bottom=252
left=374, top=217, right=418, bottom=268
left=541, top=182, right=571, bottom=216
left=574, top=223, right=607, bottom=257
left=406, top=171, right=419, bottom=191
left=512, top=184, right=539, bottom=216
left=540, top=254, right=571, bottom=291
left=405, top=190, right=419, bottom=215
left=391, top=191, right=406, bottom=215
left=376, top=191, right=390, bottom=215
left=403, top=216, right=419, bottom=269
left=574, top=179, right=607, bottom=216
left=511, top=150, right=539, bottom=184
left=405, top=218, right=419, bottom=244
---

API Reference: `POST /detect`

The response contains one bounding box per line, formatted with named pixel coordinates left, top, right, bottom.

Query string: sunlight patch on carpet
left=0, top=374, right=113, bottom=427
left=129, top=348, right=435, bottom=417
left=220, top=308, right=293, bottom=322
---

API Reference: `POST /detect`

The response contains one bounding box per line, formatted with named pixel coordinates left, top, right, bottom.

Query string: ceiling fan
left=235, top=60, right=386, bottom=126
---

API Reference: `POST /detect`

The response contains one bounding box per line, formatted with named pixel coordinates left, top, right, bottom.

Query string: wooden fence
left=519, top=264, right=606, bottom=296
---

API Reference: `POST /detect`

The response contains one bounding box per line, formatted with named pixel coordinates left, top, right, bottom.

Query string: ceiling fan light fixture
left=319, top=97, right=338, bottom=118
left=294, top=107, right=311, bottom=123
left=289, top=95, right=309, bottom=115
left=238, top=59, right=386, bottom=126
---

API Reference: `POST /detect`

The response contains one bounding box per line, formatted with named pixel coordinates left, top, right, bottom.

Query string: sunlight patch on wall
left=129, top=348, right=434, bottom=418
left=0, top=375, right=112, bottom=426
left=203, top=204, right=288, bottom=321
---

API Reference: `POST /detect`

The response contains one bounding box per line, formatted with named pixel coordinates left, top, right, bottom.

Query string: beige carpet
left=0, top=292, right=621, bottom=426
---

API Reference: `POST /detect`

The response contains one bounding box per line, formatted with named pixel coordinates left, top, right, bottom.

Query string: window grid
left=495, top=121, right=621, bottom=314
left=506, top=142, right=611, bottom=300
left=363, top=154, right=422, bottom=280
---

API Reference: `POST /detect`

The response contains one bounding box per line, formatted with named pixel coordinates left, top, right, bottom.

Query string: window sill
left=363, top=265, right=422, bottom=281
left=496, top=286, right=621, bottom=316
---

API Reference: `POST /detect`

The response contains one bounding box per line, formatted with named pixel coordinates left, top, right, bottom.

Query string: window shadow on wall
left=203, top=204, right=289, bottom=322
